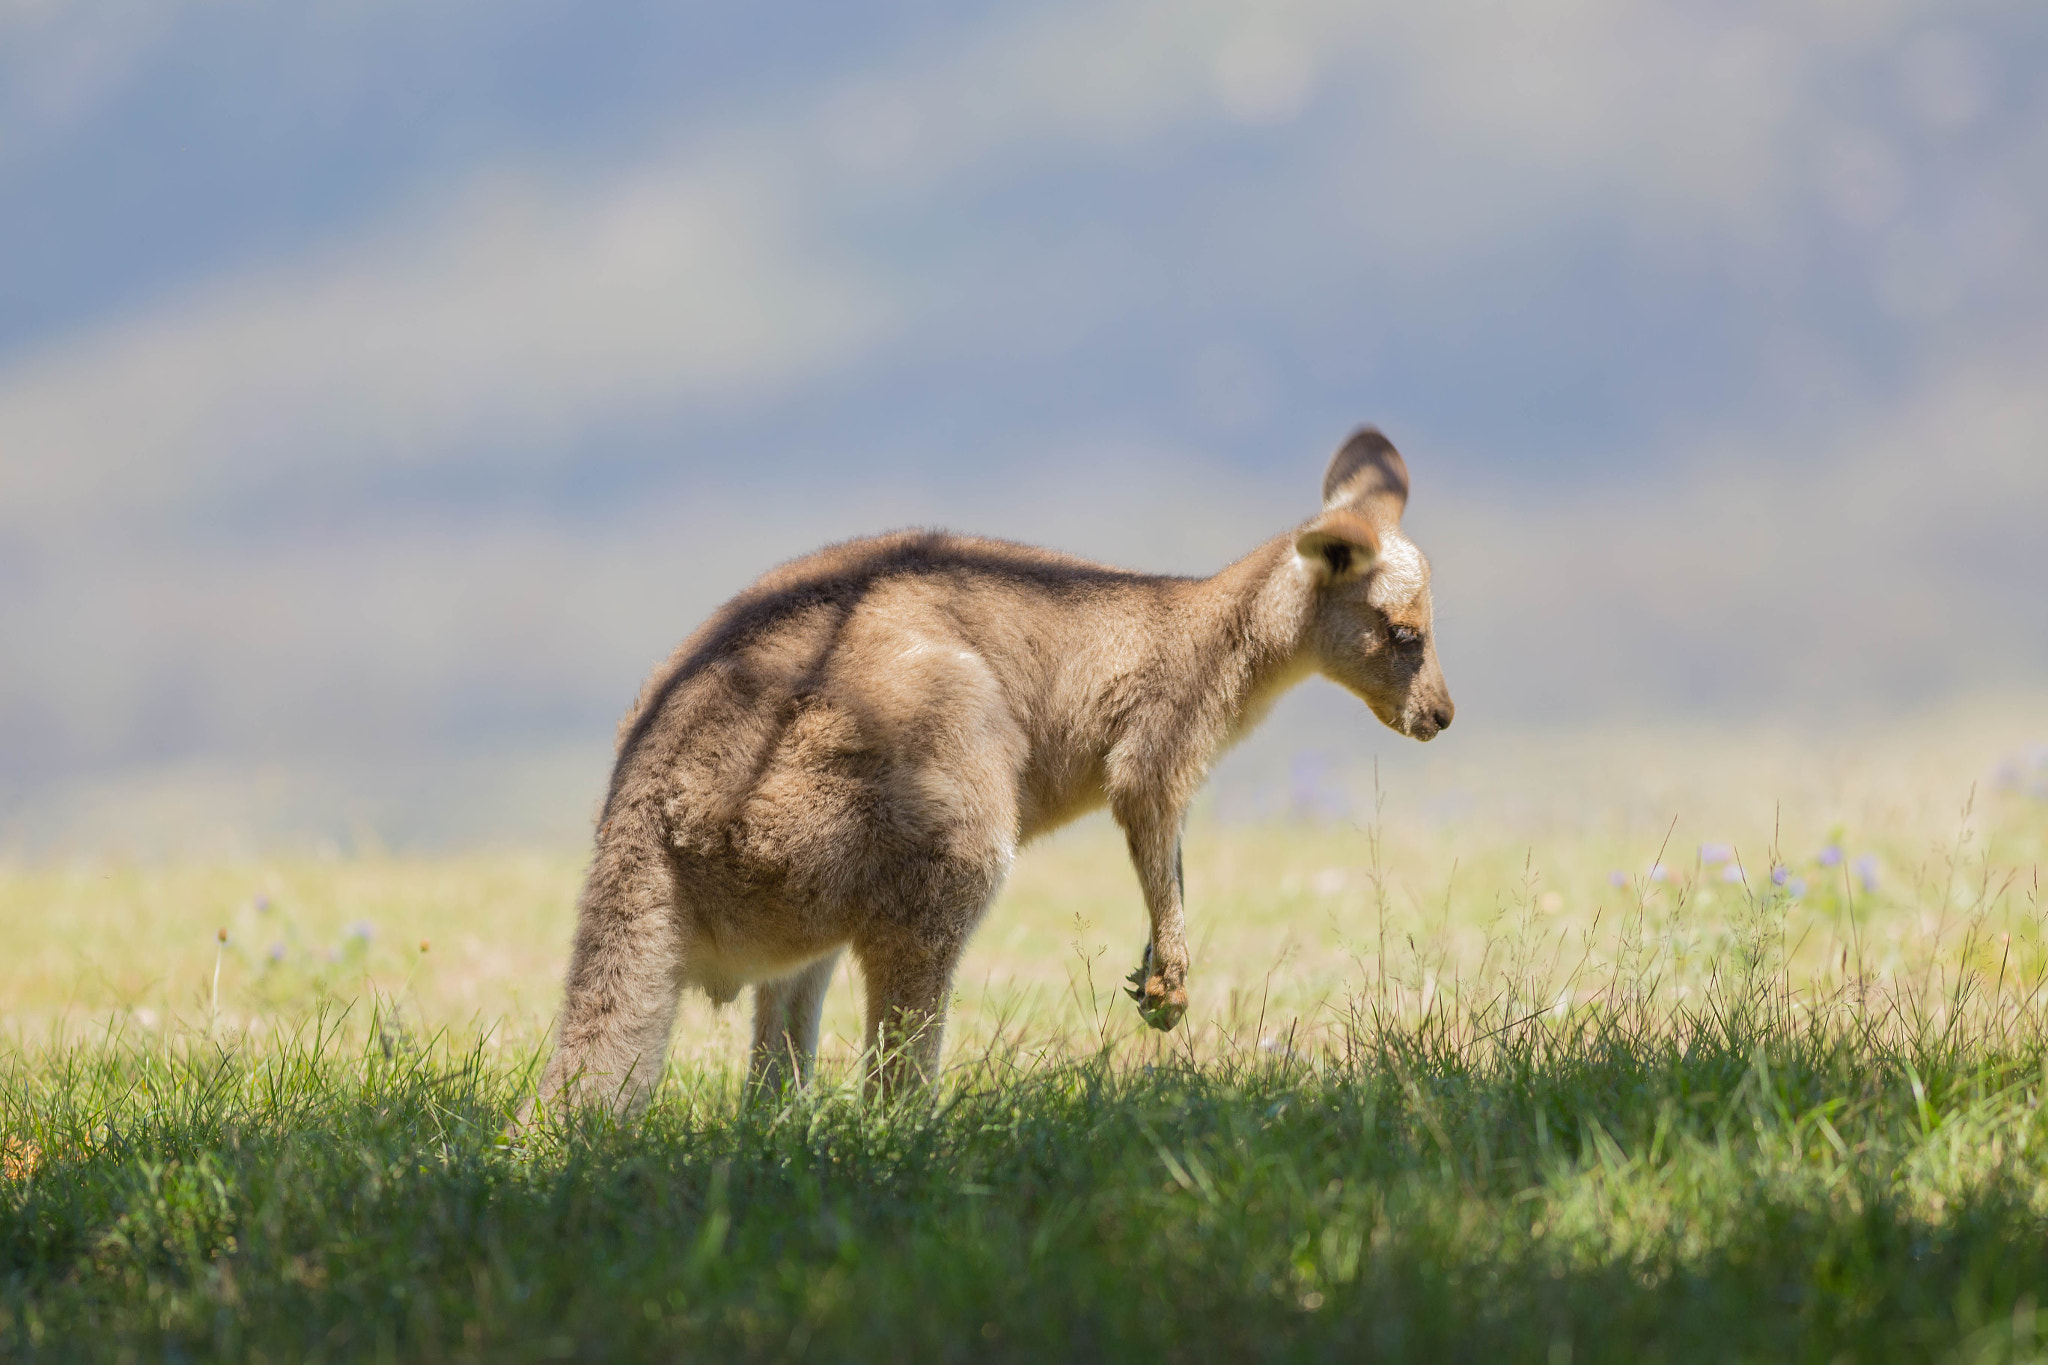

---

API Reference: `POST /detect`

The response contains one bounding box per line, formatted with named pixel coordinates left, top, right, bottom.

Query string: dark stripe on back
left=598, top=531, right=1189, bottom=823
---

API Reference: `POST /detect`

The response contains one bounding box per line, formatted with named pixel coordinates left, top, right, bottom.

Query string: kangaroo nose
left=1432, top=704, right=1454, bottom=732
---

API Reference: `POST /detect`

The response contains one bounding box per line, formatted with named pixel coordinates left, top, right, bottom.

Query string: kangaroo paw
left=1124, top=944, right=1186, bottom=1030
left=1136, top=977, right=1187, bottom=1031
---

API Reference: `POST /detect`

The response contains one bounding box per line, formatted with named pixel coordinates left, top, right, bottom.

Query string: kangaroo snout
left=1402, top=695, right=1454, bottom=741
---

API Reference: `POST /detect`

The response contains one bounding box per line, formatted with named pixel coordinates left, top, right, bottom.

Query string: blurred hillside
left=1, top=1, right=2043, bottom=853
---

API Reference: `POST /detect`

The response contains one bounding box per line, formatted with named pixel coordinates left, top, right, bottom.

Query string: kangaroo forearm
left=1128, top=832, right=1188, bottom=968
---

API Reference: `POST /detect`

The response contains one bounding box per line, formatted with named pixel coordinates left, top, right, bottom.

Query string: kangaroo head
left=1293, top=427, right=1455, bottom=742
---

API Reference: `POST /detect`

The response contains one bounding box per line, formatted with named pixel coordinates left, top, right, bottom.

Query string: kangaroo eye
left=1389, top=624, right=1424, bottom=649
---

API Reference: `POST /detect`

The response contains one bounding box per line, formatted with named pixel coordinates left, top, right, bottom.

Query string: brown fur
left=530, top=427, right=1454, bottom=1113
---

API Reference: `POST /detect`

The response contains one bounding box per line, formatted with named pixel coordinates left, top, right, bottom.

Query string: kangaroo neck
left=1177, top=533, right=1319, bottom=747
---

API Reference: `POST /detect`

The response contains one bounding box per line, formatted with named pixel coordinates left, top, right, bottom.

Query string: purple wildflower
left=1787, top=876, right=1808, bottom=898
left=268, top=941, right=286, bottom=962
left=255, top=894, right=272, bottom=914
left=1699, top=842, right=1734, bottom=865
left=1649, top=864, right=1670, bottom=883
left=1854, top=854, right=1879, bottom=892
left=1771, top=865, right=1789, bottom=887
left=1609, top=869, right=1629, bottom=889
left=1721, top=863, right=1745, bottom=884
left=346, top=920, right=375, bottom=942
left=1818, top=845, right=1843, bottom=868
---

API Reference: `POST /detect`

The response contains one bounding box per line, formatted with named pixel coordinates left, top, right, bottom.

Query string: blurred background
left=2, top=0, right=2044, bottom=855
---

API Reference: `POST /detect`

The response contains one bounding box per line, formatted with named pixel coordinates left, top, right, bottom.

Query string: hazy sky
left=1, top=0, right=2044, bottom=844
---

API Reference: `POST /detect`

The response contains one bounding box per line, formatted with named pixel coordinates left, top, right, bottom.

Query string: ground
left=3, top=715, right=2046, bottom=1361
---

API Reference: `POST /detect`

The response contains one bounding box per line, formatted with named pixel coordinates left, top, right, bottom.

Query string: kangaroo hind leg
left=854, top=926, right=971, bottom=1098
left=748, top=950, right=842, bottom=1099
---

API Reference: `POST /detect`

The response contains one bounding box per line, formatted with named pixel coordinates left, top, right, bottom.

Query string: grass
left=10, top=993, right=2048, bottom=1361
left=4, top=722, right=2047, bottom=1361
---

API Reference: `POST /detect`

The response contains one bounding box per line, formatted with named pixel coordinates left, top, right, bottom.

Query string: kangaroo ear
left=1322, top=426, right=1410, bottom=523
left=1295, top=507, right=1380, bottom=579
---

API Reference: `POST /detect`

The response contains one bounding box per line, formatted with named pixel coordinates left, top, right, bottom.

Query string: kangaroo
left=531, top=427, right=1453, bottom=1112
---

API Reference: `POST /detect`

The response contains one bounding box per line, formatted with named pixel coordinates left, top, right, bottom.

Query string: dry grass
left=4, top=709, right=2042, bottom=1075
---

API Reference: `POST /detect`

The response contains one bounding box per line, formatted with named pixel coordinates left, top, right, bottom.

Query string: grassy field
left=4, top=716, right=2047, bottom=1360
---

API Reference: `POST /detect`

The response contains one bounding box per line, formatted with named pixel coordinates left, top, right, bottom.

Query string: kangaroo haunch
left=532, top=427, right=1454, bottom=1112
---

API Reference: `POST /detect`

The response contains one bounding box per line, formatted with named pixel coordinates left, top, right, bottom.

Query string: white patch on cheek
left=1366, top=533, right=1425, bottom=611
